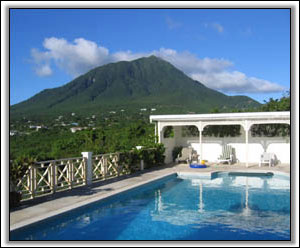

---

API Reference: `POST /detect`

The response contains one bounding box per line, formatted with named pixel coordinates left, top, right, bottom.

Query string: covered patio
left=150, top=112, right=290, bottom=167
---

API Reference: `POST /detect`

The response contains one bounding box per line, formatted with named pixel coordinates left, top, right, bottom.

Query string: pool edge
left=10, top=169, right=290, bottom=232
left=10, top=171, right=177, bottom=232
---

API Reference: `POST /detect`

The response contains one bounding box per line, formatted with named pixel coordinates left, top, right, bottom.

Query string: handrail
left=15, top=148, right=158, bottom=201
left=35, top=156, right=83, bottom=164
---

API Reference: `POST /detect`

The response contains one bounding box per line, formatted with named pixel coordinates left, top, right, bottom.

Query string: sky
left=10, top=8, right=291, bottom=105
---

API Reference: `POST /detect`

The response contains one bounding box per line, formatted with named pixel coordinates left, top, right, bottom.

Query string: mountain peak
left=147, top=55, right=161, bottom=60
left=11, top=56, right=260, bottom=117
left=134, top=55, right=164, bottom=63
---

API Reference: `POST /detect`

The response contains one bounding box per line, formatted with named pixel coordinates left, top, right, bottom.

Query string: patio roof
left=150, top=111, right=290, bottom=123
left=149, top=111, right=290, bottom=167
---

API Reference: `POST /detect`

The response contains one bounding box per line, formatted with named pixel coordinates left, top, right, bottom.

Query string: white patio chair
left=217, top=145, right=236, bottom=165
left=176, top=147, right=193, bottom=164
left=259, top=152, right=276, bottom=167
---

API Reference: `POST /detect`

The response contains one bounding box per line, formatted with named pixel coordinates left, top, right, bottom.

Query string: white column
left=82, top=152, right=93, bottom=186
left=158, top=122, right=162, bottom=143
left=244, top=121, right=249, bottom=168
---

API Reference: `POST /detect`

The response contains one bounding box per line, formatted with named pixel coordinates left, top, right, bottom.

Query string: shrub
left=9, top=155, right=37, bottom=208
left=172, top=146, right=183, bottom=162
left=118, top=144, right=165, bottom=172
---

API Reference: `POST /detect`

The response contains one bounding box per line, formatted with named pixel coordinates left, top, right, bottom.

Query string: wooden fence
left=15, top=151, right=145, bottom=200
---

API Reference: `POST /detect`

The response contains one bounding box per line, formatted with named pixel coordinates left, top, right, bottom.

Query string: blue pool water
left=11, top=172, right=290, bottom=240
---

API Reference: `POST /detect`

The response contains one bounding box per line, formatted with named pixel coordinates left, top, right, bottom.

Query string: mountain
left=11, top=56, right=260, bottom=118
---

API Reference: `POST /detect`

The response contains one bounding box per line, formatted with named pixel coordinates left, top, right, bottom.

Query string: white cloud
left=152, top=48, right=233, bottom=74
left=32, top=37, right=109, bottom=77
left=35, top=64, right=52, bottom=77
left=111, top=50, right=148, bottom=62
left=190, top=71, right=284, bottom=93
left=31, top=37, right=285, bottom=94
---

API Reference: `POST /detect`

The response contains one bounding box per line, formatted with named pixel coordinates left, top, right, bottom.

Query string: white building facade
left=150, top=112, right=290, bottom=166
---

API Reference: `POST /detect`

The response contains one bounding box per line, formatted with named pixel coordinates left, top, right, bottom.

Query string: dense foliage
left=10, top=119, right=158, bottom=161
left=119, top=144, right=165, bottom=172
left=181, top=125, right=242, bottom=138
left=261, top=91, right=290, bottom=112
left=252, top=91, right=290, bottom=136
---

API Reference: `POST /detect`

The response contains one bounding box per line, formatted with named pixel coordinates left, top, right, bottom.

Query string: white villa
left=150, top=111, right=290, bottom=166
left=70, top=127, right=87, bottom=133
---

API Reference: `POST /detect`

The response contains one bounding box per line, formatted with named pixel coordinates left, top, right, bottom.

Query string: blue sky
left=10, top=8, right=290, bottom=105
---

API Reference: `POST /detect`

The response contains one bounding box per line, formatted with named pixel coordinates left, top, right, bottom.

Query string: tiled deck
left=10, top=162, right=290, bottom=231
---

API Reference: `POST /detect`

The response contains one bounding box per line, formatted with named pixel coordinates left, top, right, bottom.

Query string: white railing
left=16, top=156, right=87, bottom=199
left=93, top=153, right=121, bottom=181
left=15, top=151, right=145, bottom=200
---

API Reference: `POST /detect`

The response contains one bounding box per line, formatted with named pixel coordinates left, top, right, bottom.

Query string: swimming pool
left=10, top=172, right=290, bottom=240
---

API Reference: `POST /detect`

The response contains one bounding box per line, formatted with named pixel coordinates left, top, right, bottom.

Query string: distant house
left=70, top=127, right=87, bottom=133
left=70, top=127, right=82, bottom=133
left=36, top=125, right=47, bottom=131
left=151, top=108, right=156, bottom=111
left=109, top=111, right=116, bottom=114
left=140, top=108, right=147, bottom=111
left=10, top=130, right=18, bottom=136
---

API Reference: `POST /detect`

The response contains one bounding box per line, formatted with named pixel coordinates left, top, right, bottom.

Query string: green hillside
left=11, top=56, right=260, bottom=119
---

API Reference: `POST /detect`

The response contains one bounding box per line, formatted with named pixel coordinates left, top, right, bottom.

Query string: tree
left=261, top=90, right=290, bottom=112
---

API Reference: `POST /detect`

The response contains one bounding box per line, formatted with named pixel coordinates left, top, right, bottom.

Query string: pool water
left=10, top=172, right=290, bottom=240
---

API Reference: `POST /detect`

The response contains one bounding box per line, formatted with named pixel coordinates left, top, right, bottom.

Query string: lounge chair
left=217, top=145, right=236, bottom=165
left=176, top=147, right=193, bottom=164
left=259, top=152, right=277, bottom=167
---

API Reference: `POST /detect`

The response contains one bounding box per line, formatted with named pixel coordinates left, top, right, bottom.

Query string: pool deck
left=10, top=162, right=290, bottom=231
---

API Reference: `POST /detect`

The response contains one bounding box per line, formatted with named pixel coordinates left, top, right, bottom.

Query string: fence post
left=82, top=152, right=93, bottom=186
left=51, top=162, right=57, bottom=194
left=140, top=159, right=144, bottom=171
left=103, top=156, right=108, bottom=180
left=29, top=166, right=35, bottom=199
left=69, top=160, right=74, bottom=189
